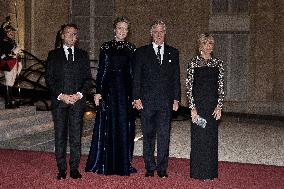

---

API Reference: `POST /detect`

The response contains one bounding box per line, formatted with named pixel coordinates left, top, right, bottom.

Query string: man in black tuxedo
left=133, top=20, right=181, bottom=178
left=45, top=24, right=92, bottom=180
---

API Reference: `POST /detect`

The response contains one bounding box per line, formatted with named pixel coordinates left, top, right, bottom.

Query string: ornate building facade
left=0, top=0, right=283, bottom=115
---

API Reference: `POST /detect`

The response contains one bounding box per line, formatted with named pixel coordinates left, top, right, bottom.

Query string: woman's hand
left=173, top=100, right=179, bottom=111
left=94, top=94, right=102, bottom=106
left=212, top=106, right=222, bottom=120
left=191, top=107, right=198, bottom=122
left=132, top=99, right=143, bottom=110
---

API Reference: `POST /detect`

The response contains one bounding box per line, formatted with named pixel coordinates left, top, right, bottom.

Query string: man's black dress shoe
left=157, top=171, right=168, bottom=178
left=57, top=171, right=66, bottom=180
left=145, top=170, right=154, bottom=177
left=70, top=169, right=82, bottom=179
left=129, top=165, right=137, bottom=174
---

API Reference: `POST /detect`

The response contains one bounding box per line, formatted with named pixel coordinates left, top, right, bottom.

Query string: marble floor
left=0, top=113, right=283, bottom=167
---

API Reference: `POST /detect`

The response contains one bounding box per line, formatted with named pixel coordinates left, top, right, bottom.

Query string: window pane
left=212, top=34, right=229, bottom=63
left=212, top=0, right=229, bottom=14
left=212, top=33, right=249, bottom=101
left=212, top=34, right=230, bottom=100
left=230, top=33, right=249, bottom=100
left=231, top=0, right=249, bottom=13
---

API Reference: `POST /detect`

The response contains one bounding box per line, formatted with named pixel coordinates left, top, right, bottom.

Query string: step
left=0, top=106, right=37, bottom=120
left=0, top=99, right=4, bottom=110
left=0, top=111, right=53, bottom=141
left=2, top=122, right=54, bottom=143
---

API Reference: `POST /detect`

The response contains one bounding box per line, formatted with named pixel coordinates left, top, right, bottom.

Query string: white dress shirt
left=63, top=45, right=74, bottom=61
left=152, top=42, right=164, bottom=64
left=57, top=45, right=82, bottom=100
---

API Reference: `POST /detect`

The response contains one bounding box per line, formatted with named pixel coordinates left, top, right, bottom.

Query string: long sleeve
left=128, top=45, right=136, bottom=80
left=217, top=59, right=225, bottom=108
left=186, top=58, right=195, bottom=109
left=132, top=48, right=143, bottom=100
left=95, top=46, right=109, bottom=95
left=45, top=50, right=61, bottom=97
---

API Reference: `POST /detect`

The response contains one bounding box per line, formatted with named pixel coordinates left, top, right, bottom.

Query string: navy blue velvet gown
left=85, top=40, right=136, bottom=176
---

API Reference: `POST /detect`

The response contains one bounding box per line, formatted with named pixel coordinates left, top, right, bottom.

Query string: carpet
left=0, top=149, right=283, bottom=189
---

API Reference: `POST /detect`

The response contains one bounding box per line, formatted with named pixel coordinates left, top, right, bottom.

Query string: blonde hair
left=197, top=33, right=214, bottom=51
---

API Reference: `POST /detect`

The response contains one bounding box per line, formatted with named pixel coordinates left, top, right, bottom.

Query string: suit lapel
left=162, top=45, right=173, bottom=67
left=148, top=45, right=157, bottom=59
left=59, top=48, right=67, bottom=62
left=74, top=48, right=79, bottom=62
left=148, top=44, right=160, bottom=66
left=163, top=45, right=168, bottom=65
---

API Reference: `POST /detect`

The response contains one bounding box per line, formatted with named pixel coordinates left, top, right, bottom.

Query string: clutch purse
left=0, top=58, right=17, bottom=71
left=193, top=115, right=207, bottom=128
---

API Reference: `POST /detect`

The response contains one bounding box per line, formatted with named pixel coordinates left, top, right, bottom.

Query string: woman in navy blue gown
left=85, top=17, right=137, bottom=176
left=186, top=33, right=225, bottom=180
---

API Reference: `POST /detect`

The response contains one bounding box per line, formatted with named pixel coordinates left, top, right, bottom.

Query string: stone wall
left=0, top=0, right=25, bottom=54
left=115, top=0, right=210, bottom=105
left=70, top=0, right=115, bottom=60
left=24, top=0, right=70, bottom=59
left=245, top=0, right=284, bottom=115
left=0, top=0, right=283, bottom=115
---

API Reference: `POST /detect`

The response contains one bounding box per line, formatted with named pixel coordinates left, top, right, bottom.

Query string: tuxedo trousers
left=52, top=101, right=85, bottom=172
left=141, top=107, right=172, bottom=172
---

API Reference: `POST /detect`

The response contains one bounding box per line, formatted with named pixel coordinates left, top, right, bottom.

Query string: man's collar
left=152, top=42, right=164, bottom=49
left=63, top=45, right=74, bottom=51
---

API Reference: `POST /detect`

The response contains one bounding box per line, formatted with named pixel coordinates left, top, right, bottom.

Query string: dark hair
left=113, top=17, right=130, bottom=29
left=54, top=24, right=66, bottom=49
left=62, top=23, right=78, bottom=32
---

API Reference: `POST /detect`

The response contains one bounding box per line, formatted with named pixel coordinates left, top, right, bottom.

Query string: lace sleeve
left=95, top=42, right=110, bottom=94
left=217, top=59, right=225, bottom=108
left=186, top=58, right=195, bottom=109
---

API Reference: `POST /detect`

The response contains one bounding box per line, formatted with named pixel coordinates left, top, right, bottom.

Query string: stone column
left=249, top=0, right=284, bottom=115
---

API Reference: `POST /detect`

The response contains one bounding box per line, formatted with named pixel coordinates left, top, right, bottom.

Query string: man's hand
left=68, top=93, right=81, bottom=104
left=132, top=99, right=143, bottom=110
left=173, top=100, right=179, bottom=111
left=59, top=93, right=81, bottom=104
left=59, top=94, right=71, bottom=104
left=12, top=46, right=21, bottom=55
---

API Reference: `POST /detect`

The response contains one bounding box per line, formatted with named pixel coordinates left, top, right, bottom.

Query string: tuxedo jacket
left=132, top=44, right=181, bottom=109
left=45, top=47, right=92, bottom=108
